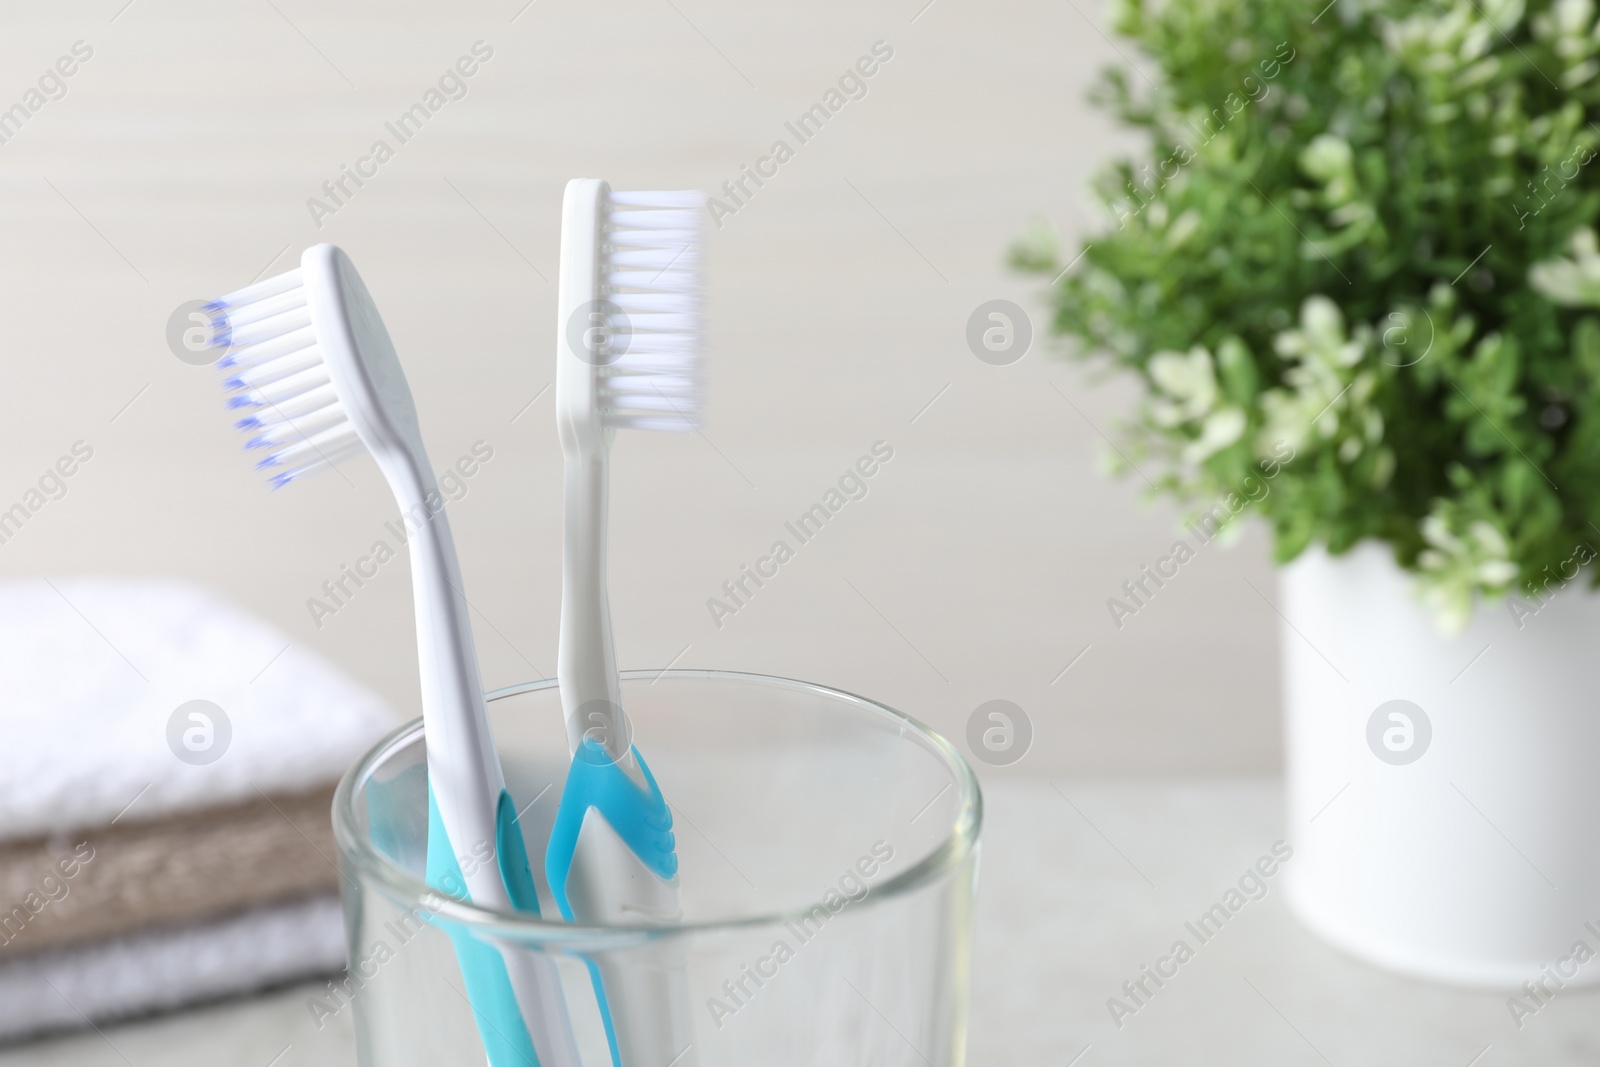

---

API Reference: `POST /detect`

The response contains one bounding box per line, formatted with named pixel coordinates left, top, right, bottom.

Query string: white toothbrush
left=204, top=245, right=580, bottom=1067
left=548, top=180, right=701, bottom=1067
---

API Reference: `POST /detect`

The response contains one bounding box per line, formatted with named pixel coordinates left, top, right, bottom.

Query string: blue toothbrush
left=203, top=245, right=580, bottom=1067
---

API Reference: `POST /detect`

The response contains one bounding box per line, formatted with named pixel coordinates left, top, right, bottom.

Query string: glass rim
left=332, top=668, right=983, bottom=944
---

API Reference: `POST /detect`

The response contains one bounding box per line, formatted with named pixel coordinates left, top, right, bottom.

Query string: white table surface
left=6, top=779, right=1597, bottom=1067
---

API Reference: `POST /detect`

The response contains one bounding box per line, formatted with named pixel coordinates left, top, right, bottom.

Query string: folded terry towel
left=0, top=786, right=339, bottom=957
left=0, top=578, right=396, bottom=1041
left=0, top=896, right=346, bottom=1042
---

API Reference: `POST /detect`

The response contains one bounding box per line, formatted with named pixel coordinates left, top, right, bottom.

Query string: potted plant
left=1018, top=0, right=1600, bottom=986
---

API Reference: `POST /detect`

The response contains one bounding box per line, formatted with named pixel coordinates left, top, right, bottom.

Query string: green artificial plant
left=1020, top=0, right=1600, bottom=629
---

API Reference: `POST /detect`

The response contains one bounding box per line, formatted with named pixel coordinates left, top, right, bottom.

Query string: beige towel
left=0, top=785, right=338, bottom=958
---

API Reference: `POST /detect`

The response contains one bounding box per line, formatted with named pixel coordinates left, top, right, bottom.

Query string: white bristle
left=205, top=266, right=357, bottom=489
left=212, top=268, right=304, bottom=308
left=597, top=190, right=704, bottom=433
left=221, top=325, right=317, bottom=371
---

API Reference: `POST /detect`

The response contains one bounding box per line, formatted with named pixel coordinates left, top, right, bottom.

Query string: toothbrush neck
left=559, top=444, right=627, bottom=760
left=389, top=458, right=499, bottom=798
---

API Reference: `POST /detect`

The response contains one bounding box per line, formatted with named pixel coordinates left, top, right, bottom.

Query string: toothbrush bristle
left=204, top=267, right=362, bottom=488
left=598, top=190, right=704, bottom=433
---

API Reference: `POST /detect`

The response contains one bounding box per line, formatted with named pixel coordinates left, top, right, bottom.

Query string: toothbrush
left=203, top=245, right=580, bottom=1067
left=548, top=180, right=701, bottom=1067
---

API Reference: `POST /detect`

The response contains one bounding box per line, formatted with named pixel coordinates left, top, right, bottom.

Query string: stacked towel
left=0, top=578, right=396, bottom=1041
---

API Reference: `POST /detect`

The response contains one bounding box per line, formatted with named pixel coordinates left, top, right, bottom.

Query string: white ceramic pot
left=1280, top=541, right=1600, bottom=988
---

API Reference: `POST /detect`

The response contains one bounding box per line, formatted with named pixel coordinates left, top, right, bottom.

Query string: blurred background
left=0, top=0, right=1276, bottom=780
left=0, top=1, right=1595, bottom=1065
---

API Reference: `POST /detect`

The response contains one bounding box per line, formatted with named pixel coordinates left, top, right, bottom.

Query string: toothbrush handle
left=573, top=826, right=697, bottom=1067
left=427, top=786, right=583, bottom=1067
left=547, top=745, right=696, bottom=1067
left=396, top=463, right=582, bottom=1067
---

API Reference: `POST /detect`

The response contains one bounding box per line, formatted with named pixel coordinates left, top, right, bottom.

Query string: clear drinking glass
left=332, top=670, right=982, bottom=1066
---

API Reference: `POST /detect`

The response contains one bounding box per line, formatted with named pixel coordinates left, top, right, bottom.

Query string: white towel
left=0, top=577, right=398, bottom=840
left=0, top=895, right=345, bottom=1042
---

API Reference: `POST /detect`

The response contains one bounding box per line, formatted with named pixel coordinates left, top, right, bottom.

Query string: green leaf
left=1021, top=0, right=1600, bottom=624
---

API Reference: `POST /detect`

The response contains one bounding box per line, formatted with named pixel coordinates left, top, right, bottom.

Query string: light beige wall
left=0, top=0, right=1282, bottom=776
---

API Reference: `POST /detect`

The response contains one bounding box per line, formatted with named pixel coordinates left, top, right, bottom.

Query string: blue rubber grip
left=544, top=742, right=679, bottom=1067
left=426, top=782, right=543, bottom=1067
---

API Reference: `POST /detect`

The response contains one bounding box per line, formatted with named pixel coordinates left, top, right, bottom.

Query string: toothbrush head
left=205, top=244, right=424, bottom=488
left=557, top=181, right=704, bottom=451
